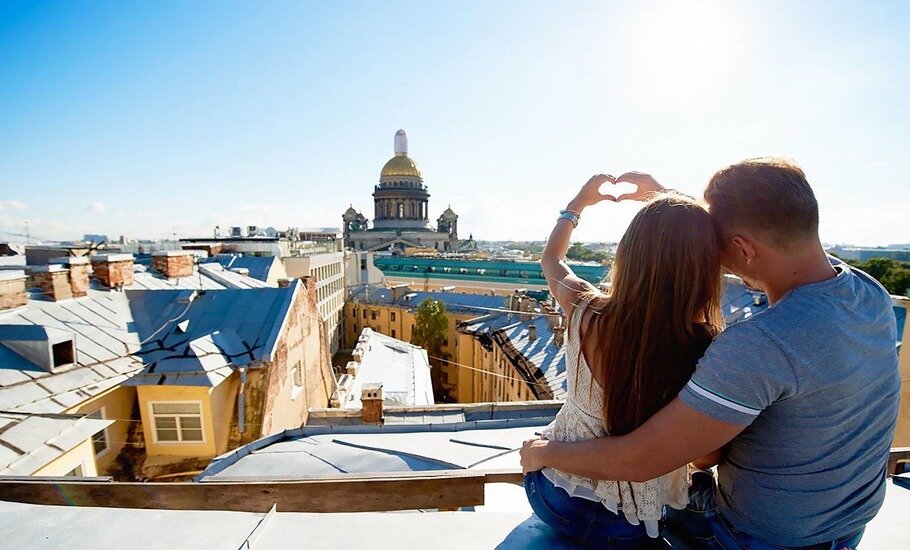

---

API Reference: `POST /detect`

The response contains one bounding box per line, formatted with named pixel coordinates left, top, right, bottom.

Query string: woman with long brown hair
left=523, top=172, right=724, bottom=547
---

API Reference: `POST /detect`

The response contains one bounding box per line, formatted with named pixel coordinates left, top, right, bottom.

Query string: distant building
left=181, top=230, right=346, bottom=354
left=373, top=255, right=608, bottom=294
left=342, top=130, right=475, bottom=253
left=827, top=245, right=910, bottom=262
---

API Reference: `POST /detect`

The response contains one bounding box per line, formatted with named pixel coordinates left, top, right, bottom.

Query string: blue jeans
left=524, top=470, right=667, bottom=549
left=663, top=470, right=865, bottom=550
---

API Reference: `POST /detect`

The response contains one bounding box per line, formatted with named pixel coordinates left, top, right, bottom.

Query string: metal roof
left=0, top=412, right=113, bottom=475
left=125, top=284, right=299, bottom=387
left=197, top=404, right=559, bottom=481
left=348, top=285, right=508, bottom=315
left=344, top=329, right=433, bottom=409
left=201, top=254, right=280, bottom=283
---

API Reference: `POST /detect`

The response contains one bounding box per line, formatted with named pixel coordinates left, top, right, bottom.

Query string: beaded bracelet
left=558, top=209, right=580, bottom=228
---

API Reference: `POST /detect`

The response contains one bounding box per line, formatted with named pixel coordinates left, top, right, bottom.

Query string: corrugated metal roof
left=349, top=285, right=508, bottom=315
left=0, top=412, right=113, bottom=475
left=198, top=405, right=559, bottom=481
left=202, top=254, right=279, bottom=283
left=343, top=329, right=433, bottom=409
left=125, top=284, right=298, bottom=386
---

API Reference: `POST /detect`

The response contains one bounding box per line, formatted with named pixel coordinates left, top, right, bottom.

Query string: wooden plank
left=0, top=470, right=486, bottom=513
left=887, top=447, right=910, bottom=476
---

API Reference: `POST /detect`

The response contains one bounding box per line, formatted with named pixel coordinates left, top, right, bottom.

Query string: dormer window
left=52, top=340, right=75, bottom=368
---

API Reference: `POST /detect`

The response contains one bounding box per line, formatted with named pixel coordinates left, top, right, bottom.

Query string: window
left=86, top=408, right=109, bottom=456
left=52, top=340, right=75, bottom=368
left=363, top=309, right=367, bottom=319
left=291, top=361, right=304, bottom=399
left=65, top=464, right=84, bottom=477
left=391, top=312, right=396, bottom=322
left=150, top=402, right=204, bottom=443
left=443, top=337, right=449, bottom=347
left=371, top=311, right=377, bottom=321
left=391, top=329, right=396, bottom=339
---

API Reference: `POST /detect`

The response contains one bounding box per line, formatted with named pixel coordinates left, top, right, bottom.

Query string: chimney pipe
left=152, top=250, right=195, bottom=279
left=50, top=256, right=90, bottom=298
left=528, top=323, right=537, bottom=342
left=91, top=254, right=135, bottom=289
left=361, top=383, right=384, bottom=424
left=0, top=271, right=28, bottom=311
left=31, top=265, right=73, bottom=301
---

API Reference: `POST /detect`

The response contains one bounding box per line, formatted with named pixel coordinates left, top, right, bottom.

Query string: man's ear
left=730, top=236, right=757, bottom=265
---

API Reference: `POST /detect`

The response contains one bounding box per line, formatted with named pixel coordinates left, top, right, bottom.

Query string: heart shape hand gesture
left=568, top=172, right=666, bottom=211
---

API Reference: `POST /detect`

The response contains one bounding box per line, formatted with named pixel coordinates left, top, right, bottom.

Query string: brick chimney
left=361, top=383, right=384, bottom=424
left=91, top=254, right=135, bottom=289
left=49, top=257, right=90, bottom=298
left=390, top=283, right=411, bottom=300
left=152, top=251, right=195, bottom=279
left=31, top=265, right=73, bottom=301
left=553, top=316, right=566, bottom=348
left=0, top=271, right=28, bottom=311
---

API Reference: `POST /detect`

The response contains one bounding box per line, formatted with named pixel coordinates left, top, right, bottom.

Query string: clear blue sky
left=0, top=1, right=907, bottom=244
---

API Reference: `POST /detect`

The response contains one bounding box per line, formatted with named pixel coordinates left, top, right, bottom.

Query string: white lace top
left=540, top=296, right=690, bottom=538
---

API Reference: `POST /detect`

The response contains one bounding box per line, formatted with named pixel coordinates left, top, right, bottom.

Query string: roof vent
left=0, top=324, right=77, bottom=373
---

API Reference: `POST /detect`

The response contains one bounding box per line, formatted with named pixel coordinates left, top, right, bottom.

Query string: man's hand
left=520, top=437, right=550, bottom=474
left=613, top=172, right=665, bottom=202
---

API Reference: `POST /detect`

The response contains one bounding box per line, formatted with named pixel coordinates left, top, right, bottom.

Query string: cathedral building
left=343, top=130, right=472, bottom=253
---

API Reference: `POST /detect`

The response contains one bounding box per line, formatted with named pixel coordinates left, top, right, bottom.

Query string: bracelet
left=558, top=210, right=580, bottom=228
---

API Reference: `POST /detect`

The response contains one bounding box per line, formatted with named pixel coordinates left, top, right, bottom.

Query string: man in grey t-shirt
left=520, top=158, right=900, bottom=547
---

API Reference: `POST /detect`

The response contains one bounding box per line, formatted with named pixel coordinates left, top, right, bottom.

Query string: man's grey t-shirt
left=679, top=264, right=900, bottom=547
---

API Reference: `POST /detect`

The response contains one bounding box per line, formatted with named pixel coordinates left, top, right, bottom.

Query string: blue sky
left=0, top=1, right=907, bottom=244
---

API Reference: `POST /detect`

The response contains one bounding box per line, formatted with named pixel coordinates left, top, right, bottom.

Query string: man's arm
left=521, top=398, right=745, bottom=482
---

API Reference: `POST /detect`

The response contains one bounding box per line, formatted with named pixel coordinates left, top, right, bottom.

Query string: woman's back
left=540, top=295, right=692, bottom=537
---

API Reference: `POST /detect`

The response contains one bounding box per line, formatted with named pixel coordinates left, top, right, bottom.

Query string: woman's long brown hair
left=580, top=193, right=723, bottom=436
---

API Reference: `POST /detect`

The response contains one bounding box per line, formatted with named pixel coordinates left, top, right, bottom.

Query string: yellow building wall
left=66, top=385, right=136, bottom=475
left=32, top=438, right=98, bottom=477
left=894, top=298, right=910, bottom=447
left=209, top=373, right=240, bottom=456
left=136, top=385, right=216, bottom=458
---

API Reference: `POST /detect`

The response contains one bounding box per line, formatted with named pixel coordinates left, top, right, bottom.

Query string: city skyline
left=1, top=1, right=908, bottom=245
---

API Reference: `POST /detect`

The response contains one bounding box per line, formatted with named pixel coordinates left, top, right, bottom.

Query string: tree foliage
left=411, top=298, right=449, bottom=356
left=566, top=242, right=610, bottom=263
left=862, top=258, right=910, bottom=296
left=843, top=257, right=910, bottom=296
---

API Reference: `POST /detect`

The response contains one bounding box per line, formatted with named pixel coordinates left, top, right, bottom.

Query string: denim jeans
left=524, top=470, right=667, bottom=549
left=663, top=470, right=865, bottom=550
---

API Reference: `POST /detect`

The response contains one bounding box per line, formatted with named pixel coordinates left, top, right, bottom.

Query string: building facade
left=342, top=130, right=472, bottom=253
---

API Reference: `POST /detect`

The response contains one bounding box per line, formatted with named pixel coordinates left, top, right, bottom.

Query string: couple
left=521, top=158, right=900, bottom=549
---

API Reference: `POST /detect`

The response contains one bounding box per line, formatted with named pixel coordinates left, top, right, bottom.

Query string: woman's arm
left=691, top=447, right=726, bottom=470
left=541, top=174, right=615, bottom=319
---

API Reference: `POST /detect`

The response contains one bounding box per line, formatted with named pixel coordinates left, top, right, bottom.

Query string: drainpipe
left=238, top=366, right=247, bottom=434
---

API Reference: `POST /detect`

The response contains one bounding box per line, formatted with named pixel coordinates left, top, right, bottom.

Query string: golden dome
left=380, top=154, right=422, bottom=179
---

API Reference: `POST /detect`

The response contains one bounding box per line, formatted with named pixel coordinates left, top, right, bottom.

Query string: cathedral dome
left=380, top=155, right=422, bottom=179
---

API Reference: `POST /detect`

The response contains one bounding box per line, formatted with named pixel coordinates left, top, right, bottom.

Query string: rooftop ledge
left=0, top=450, right=907, bottom=548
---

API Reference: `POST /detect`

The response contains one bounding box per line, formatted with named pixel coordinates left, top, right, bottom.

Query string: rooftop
left=341, top=328, right=433, bottom=409
left=197, top=402, right=561, bottom=481
left=348, top=284, right=508, bottom=315
left=0, top=412, right=112, bottom=475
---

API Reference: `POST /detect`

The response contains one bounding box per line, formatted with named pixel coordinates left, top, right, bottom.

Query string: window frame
left=291, top=360, right=304, bottom=400
left=148, top=400, right=206, bottom=445
left=86, top=407, right=110, bottom=458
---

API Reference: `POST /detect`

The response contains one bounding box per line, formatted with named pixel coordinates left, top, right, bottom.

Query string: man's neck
left=762, top=244, right=837, bottom=304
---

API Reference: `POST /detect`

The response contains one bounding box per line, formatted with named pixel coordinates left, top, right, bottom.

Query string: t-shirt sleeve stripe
left=685, top=380, right=761, bottom=415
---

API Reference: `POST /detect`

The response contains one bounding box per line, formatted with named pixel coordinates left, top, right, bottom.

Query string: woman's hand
left=612, top=172, right=666, bottom=202
left=567, top=174, right=617, bottom=212
left=520, top=437, right=551, bottom=474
